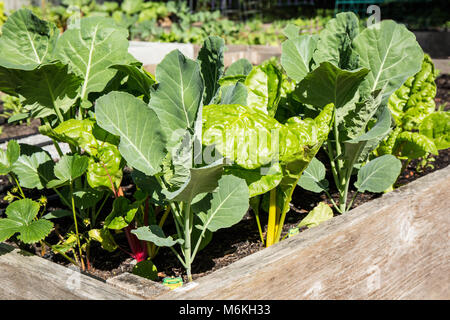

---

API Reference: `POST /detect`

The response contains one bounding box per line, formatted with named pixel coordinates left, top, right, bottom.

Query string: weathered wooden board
left=0, top=244, right=142, bottom=300
left=157, top=165, right=450, bottom=300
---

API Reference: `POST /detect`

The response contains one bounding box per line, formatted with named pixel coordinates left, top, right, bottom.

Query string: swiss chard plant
left=375, top=54, right=449, bottom=176
left=202, top=57, right=334, bottom=247
left=282, top=12, right=424, bottom=213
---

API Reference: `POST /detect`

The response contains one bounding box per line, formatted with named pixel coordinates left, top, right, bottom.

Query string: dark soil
left=1, top=74, right=449, bottom=284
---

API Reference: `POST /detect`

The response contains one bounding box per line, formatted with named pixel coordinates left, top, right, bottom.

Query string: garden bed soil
left=0, top=74, right=449, bottom=285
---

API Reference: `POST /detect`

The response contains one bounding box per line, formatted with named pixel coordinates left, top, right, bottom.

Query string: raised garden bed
left=1, top=164, right=448, bottom=300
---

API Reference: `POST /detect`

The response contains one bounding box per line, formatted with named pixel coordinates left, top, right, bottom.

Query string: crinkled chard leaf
left=86, top=144, right=124, bottom=191
left=392, top=131, right=438, bottom=159
left=0, top=199, right=53, bottom=244
left=388, top=54, right=437, bottom=131
left=419, top=112, right=450, bottom=150
left=245, top=60, right=283, bottom=117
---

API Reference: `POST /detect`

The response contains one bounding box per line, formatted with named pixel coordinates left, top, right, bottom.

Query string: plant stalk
left=70, top=182, right=85, bottom=271
left=266, top=188, right=277, bottom=247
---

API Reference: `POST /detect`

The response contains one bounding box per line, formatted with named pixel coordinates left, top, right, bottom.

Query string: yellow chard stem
left=266, top=188, right=277, bottom=247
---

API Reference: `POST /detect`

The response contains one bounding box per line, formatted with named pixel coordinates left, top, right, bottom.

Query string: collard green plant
left=95, top=39, right=251, bottom=281
left=0, top=9, right=154, bottom=271
left=282, top=13, right=423, bottom=213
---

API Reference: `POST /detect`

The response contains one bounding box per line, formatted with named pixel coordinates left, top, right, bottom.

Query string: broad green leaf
left=298, top=202, right=333, bottom=228
left=283, top=24, right=300, bottom=39
left=110, top=64, right=155, bottom=100
left=55, top=16, right=130, bottom=99
left=281, top=34, right=316, bottom=82
left=132, top=260, right=158, bottom=281
left=201, top=175, right=249, bottom=232
left=419, top=112, right=450, bottom=150
left=95, top=91, right=166, bottom=176
left=219, top=83, right=248, bottom=106
left=0, top=199, right=53, bottom=244
left=313, top=12, right=359, bottom=70
left=149, top=50, right=204, bottom=145
left=355, top=155, right=402, bottom=193
left=0, top=9, right=58, bottom=70
left=88, top=228, right=118, bottom=252
left=353, top=20, right=424, bottom=102
left=12, top=149, right=55, bottom=189
left=163, top=160, right=225, bottom=202
left=245, top=61, right=283, bottom=117
left=392, top=131, right=438, bottom=159
left=0, top=63, right=82, bottom=118
left=47, top=154, right=89, bottom=187
left=224, top=58, right=253, bottom=77
left=132, top=225, right=184, bottom=247
left=0, top=140, right=20, bottom=175
left=104, top=197, right=138, bottom=230
left=294, top=62, right=369, bottom=115
left=297, top=157, right=329, bottom=193
left=198, top=36, right=225, bottom=104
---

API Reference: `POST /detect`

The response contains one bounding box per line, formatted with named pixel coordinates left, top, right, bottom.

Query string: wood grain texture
left=0, top=244, right=142, bottom=300
left=157, top=165, right=450, bottom=300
